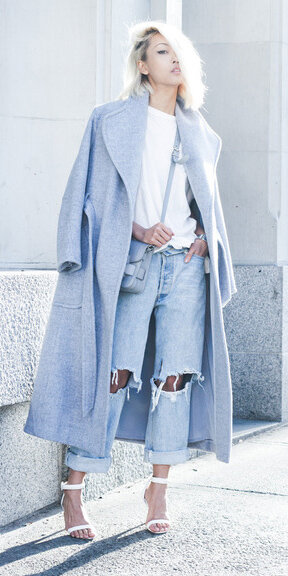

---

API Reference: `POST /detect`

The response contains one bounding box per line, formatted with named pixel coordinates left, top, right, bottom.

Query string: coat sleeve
left=214, top=172, right=237, bottom=307
left=56, top=109, right=97, bottom=273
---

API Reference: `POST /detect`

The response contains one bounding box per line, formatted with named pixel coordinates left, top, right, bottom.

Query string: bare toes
left=158, top=522, right=168, bottom=531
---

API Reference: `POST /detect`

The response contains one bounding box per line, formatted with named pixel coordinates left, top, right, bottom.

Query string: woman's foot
left=144, top=480, right=170, bottom=533
left=62, top=487, right=95, bottom=539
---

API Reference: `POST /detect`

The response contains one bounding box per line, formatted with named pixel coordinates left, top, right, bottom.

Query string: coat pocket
left=52, top=266, right=84, bottom=309
left=53, top=229, right=88, bottom=308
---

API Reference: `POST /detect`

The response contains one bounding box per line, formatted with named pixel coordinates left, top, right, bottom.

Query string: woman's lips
left=171, top=68, right=181, bottom=73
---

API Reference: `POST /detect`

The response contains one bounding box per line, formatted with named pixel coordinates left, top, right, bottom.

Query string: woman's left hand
left=184, top=238, right=209, bottom=263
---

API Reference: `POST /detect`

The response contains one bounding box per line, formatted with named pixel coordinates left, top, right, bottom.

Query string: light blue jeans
left=65, top=245, right=206, bottom=473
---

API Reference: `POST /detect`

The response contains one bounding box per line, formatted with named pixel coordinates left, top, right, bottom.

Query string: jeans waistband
left=155, top=245, right=189, bottom=256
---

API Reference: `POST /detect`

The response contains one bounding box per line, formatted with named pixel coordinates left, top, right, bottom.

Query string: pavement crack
left=171, top=484, right=288, bottom=497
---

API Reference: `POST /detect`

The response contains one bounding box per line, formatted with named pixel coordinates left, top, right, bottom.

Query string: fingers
left=157, top=223, right=174, bottom=244
left=184, top=238, right=208, bottom=262
left=160, top=223, right=174, bottom=237
left=184, top=249, right=194, bottom=263
left=184, top=248, right=206, bottom=262
left=150, top=223, right=174, bottom=247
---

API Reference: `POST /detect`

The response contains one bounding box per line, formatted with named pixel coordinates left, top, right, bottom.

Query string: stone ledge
left=0, top=271, right=57, bottom=407
left=232, top=418, right=286, bottom=445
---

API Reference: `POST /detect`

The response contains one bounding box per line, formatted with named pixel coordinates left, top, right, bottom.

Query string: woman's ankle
left=152, top=464, right=170, bottom=479
left=67, top=468, right=86, bottom=484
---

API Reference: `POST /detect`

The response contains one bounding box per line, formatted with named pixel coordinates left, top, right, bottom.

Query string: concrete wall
left=183, top=0, right=288, bottom=266
left=0, top=0, right=99, bottom=270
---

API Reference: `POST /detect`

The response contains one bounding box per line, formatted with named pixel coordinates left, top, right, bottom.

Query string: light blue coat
left=24, top=89, right=237, bottom=463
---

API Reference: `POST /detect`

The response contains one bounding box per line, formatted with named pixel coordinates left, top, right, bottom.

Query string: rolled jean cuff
left=143, top=447, right=191, bottom=465
left=65, top=450, right=112, bottom=474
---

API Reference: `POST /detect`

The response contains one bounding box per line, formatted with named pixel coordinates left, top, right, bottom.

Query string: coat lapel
left=175, top=98, right=222, bottom=223
left=101, top=89, right=221, bottom=225
left=101, top=91, right=149, bottom=205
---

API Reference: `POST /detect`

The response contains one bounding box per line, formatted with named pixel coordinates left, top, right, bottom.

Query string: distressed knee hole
left=154, top=374, right=184, bottom=392
left=110, top=369, right=131, bottom=393
left=150, top=370, right=205, bottom=412
left=110, top=368, right=143, bottom=401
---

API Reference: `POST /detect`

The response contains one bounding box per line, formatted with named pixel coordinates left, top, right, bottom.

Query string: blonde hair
left=117, top=19, right=208, bottom=111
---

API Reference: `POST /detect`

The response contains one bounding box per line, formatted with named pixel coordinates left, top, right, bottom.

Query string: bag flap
left=128, top=237, right=154, bottom=263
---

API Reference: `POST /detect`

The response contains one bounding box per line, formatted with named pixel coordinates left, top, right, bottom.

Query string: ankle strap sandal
left=143, top=475, right=171, bottom=534
left=60, top=481, right=96, bottom=538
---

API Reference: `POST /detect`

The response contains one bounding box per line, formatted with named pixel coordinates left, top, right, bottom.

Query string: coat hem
left=115, top=434, right=218, bottom=457
left=23, top=424, right=86, bottom=450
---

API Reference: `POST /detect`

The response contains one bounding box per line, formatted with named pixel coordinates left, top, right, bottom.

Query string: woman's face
left=137, top=33, right=182, bottom=90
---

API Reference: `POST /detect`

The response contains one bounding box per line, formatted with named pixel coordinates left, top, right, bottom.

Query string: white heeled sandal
left=143, top=475, right=171, bottom=534
left=60, top=481, right=96, bottom=539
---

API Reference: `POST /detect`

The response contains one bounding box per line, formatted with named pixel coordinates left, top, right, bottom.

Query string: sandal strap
left=67, top=524, right=94, bottom=534
left=146, top=518, right=170, bottom=529
left=61, top=481, right=85, bottom=490
left=150, top=476, right=169, bottom=484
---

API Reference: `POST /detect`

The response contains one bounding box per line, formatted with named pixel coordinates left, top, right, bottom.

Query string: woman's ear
left=137, top=60, right=148, bottom=75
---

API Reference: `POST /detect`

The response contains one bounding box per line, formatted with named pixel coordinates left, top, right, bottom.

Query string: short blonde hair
left=117, top=19, right=208, bottom=111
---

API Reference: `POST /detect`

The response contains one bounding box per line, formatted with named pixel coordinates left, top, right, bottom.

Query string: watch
left=195, top=233, right=207, bottom=242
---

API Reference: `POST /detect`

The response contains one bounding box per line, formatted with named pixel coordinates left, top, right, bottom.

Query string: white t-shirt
left=133, top=104, right=197, bottom=254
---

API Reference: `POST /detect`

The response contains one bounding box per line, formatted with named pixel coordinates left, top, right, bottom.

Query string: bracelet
left=195, top=233, right=207, bottom=242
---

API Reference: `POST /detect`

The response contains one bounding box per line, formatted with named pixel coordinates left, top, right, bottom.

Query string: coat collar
left=101, top=89, right=222, bottom=222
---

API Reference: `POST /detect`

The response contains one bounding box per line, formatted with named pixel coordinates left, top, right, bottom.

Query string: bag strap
left=160, top=126, right=181, bottom=223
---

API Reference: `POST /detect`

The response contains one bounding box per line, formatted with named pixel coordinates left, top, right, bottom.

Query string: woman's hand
left=132, top=221, right=174, bottom=247
left=144, top=222, right=175, bottom=246
left=184, top=237, right=209, bottom=263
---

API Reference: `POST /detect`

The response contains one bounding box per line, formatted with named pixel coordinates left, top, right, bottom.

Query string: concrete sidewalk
left=0, top=424, right=287, bottom=576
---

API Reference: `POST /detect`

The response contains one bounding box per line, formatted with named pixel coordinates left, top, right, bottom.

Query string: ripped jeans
left=65, top=245, right=206, bottom=473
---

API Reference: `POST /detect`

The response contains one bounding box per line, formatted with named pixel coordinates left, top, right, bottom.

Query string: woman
left=24, top=20, right=237, bottom=539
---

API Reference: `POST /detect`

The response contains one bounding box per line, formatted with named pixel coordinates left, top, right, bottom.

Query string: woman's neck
left=148, top=89, right=178, bottom=116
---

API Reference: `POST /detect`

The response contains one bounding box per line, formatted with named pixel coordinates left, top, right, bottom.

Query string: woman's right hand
left=143, top=222, right=174, bottom=247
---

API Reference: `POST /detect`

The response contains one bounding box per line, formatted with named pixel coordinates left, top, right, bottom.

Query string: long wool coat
left=24, top=89, right=237, bottom=463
